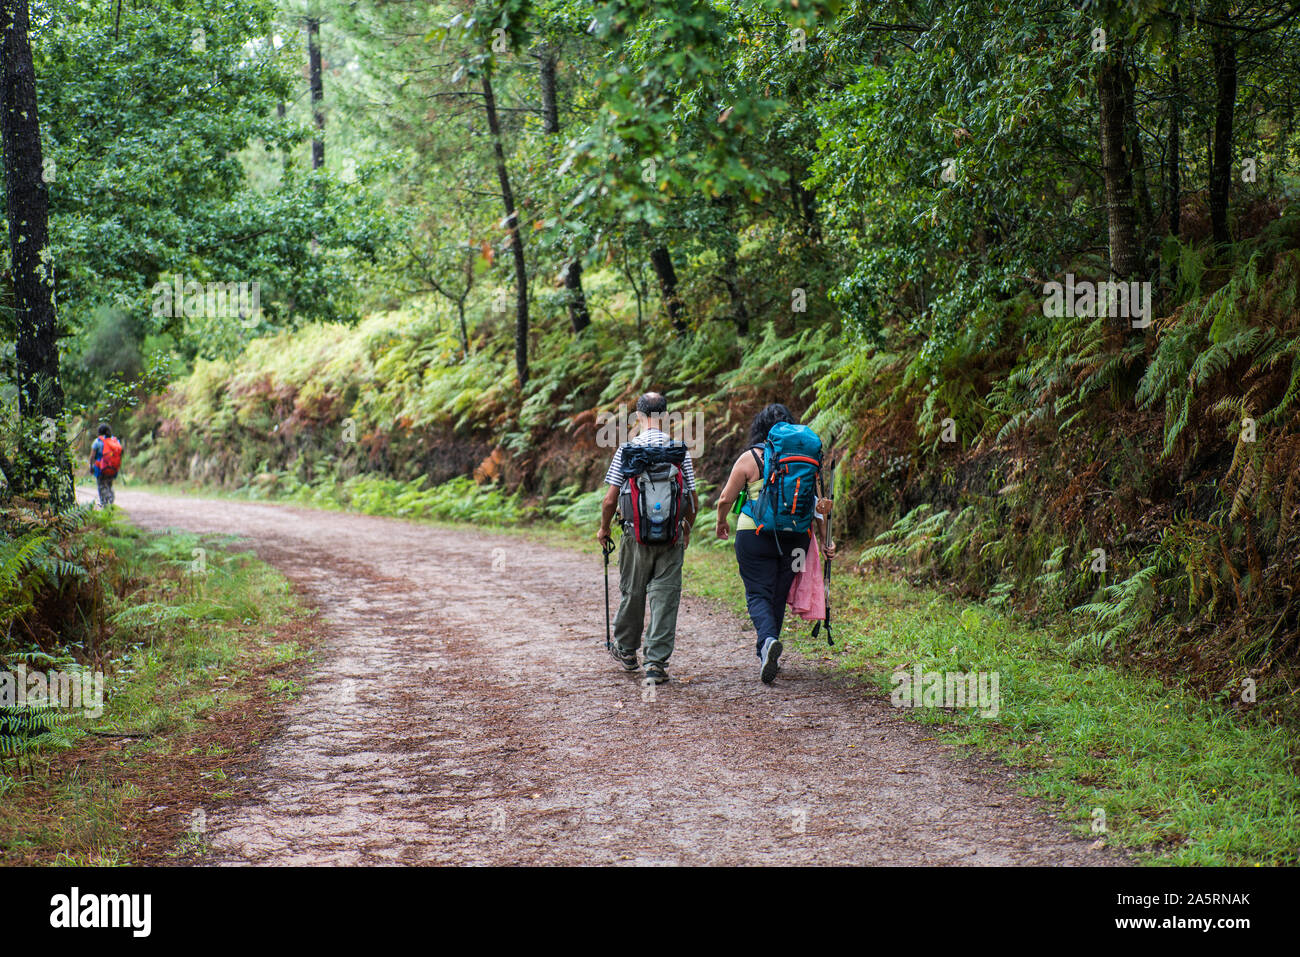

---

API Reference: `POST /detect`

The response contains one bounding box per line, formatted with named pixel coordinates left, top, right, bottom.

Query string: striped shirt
left=603, top=428, right=697, bottom=491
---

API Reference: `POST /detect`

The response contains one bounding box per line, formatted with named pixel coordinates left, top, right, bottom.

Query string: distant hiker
left=597, top=392, right=699, bottom=684
left=714, top=404, right=834, bottom=684
left=91, top=423, right=123, bottom=508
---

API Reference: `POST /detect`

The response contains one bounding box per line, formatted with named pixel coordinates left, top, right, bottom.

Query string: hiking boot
left=760, top=637, right=783, bottom=684
left=608, top=643, right=639, bottom=672
left=644, top=663, right=669, bottom=684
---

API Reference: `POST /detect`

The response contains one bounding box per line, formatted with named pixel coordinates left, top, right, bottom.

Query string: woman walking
left=714, top=404, right=834, bottom=683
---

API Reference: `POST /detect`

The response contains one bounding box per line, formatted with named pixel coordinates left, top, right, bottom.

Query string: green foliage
left=30, top=0, right=392, bottom=358
left=1073, top=561, right=1162, bottom=658
left=0, top=705, right=72, bottom=761
left=543, top=484, right=606, bottom=527
left=0, top=532, right=54, bottom=625
left=715, top=323, right=839, bottom=403
left=242, top=472, right=610, bottom=532
left=244, top=473, right=535, bottom=525
left=0, top=503, right=99, bottom=652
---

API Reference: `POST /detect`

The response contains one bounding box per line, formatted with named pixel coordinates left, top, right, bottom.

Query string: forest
left=1, top=0, right=1299, bottom=868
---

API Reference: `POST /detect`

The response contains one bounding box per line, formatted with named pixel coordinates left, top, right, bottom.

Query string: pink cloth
left=787, top=527, right=826, bottom=622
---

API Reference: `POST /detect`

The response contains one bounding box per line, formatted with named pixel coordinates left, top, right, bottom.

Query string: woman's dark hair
left=97, top=423, right=112, bottom=437
left=747, top=403, right=796, bottom=447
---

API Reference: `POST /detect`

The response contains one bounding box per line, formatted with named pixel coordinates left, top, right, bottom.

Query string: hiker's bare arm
left=680, top=489, right=698, bottom=546
left=813, top=514, right=837, bottom=558
left=597, top=484, right=619, bottom=546
left=714, top=455, right=754, bottom=538
left=814, top=498, right=836, bottom=558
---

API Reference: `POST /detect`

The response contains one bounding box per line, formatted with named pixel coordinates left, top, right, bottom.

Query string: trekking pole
left=823, top=508, right=834, bottom=646
left=602, top=538, right=616, bottom=651
left=813, top=451, right=835, bottom=646
left=825, top=450, right=835, bottom=645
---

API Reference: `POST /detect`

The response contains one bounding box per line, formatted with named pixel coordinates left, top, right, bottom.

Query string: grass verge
left=0, top=505, right=323, bottom=865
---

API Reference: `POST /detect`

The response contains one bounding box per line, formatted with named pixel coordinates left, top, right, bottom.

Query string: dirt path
left=113, top=489, right=1117, bottom=865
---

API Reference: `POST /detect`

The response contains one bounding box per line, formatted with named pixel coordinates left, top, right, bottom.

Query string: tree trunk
left=539, top=48, right=559, bottom=135
left=307, top=17, right=324, bottom=170
left=537, top=50, right=591, bottom=336
left=649, top=246, right=685, bottom=333
left=722, top=246, right=749, bottom=336
left=1098, top=43, right=1140, bottom=282
left=792, top=163, right=821, bottom=242
left=482, top=73, right=529, bottom=385
left=1123, top=64, right=1153, bottom=246
left=1167, top=24, right=1181, bottom=239
left=622, top=247, right=645, bottom=332
left=457, top=236, right=473, bottom=358
left=1210, top=36, right=1237, bottom=246
left=535, top=48, right=590, bottom=336
left=562, top=259, right=591, bottom=334
left=0, top=0, right=72, bottom=506
left=456, top=300, right=469, bottom=357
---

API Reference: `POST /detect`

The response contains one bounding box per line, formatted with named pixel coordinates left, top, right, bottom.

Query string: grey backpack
left=617, top=442, right=688, bottom=546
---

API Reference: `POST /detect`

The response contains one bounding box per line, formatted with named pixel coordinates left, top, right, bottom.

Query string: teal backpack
left=741, top=422, right=823, bottom=547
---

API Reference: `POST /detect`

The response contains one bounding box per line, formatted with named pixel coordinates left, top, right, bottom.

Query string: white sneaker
left=760, top=637, right=783, bottom=684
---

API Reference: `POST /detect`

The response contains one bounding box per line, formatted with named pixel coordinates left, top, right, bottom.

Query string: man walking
left=597, top=392, right=698, bottom=684
left=90, top=422, right=123, bottom=508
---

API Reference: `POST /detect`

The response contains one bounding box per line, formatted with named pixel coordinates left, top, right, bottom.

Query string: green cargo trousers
left=612, top=537, right=686, bottom=668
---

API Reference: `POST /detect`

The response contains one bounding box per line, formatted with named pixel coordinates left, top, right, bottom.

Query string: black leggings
left=733, top=529, right=810, bottom=656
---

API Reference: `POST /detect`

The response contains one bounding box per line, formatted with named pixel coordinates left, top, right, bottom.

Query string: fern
left=0, top=705, right=72, bottom=759
left=1072, top=562, right=1161, bottom=656
left=0, top=533, right=53, bottom=629
left=860, top=504, right=951, bottom=565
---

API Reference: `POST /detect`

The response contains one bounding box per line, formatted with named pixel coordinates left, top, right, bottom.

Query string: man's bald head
left=636, top=392, right=668, bottom=417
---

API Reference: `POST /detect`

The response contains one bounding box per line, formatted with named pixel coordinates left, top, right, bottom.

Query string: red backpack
left=98, top=436, right=123, bottom=479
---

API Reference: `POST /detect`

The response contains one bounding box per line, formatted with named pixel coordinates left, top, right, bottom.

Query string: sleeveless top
left=736, top=448, right=764, bottom=532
